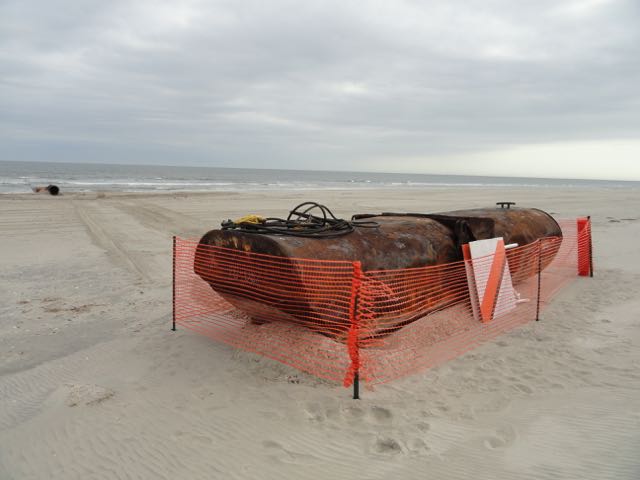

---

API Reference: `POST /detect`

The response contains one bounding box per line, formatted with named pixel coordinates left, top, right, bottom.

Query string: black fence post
left=535, top=239, right=542, bottom=321
left=172, top=236, right=177, bottom=332
left=352, top=273, right=361, bottom=400
left=353, top=372, right=360, bottom=400
left=348, top=261, right=362, bottom=400
left=587, top=216, right=594, bottom=277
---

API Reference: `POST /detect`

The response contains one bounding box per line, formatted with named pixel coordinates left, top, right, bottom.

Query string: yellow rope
left=234, top=214, right=265, bottom=224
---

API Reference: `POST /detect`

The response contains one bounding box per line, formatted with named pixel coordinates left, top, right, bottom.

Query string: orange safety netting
left=173, top=218, right=592, bottom=388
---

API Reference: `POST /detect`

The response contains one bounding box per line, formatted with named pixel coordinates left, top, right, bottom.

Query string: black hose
left=221, top=201, right=378, bottom=238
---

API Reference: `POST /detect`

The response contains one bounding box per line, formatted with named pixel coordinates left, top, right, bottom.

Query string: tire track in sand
left=72, top=201, right=153, bottom=283
left=114, top=201, right=204, bottom=237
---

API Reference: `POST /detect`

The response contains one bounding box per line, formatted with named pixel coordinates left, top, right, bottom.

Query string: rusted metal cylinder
left=194, top=207, right=562, bottom=338
left=438, top=207, right=562, bottom=280
left=197, top=216, right=458, bottom=270
left=194, top=217, right=458, bottom=337
left=436, top=207, right=561, bottom=249
left=374, top=207, right=562, bottom=275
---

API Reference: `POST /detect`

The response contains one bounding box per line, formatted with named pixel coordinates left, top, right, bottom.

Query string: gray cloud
left=1, top=0, right=639, bottom=178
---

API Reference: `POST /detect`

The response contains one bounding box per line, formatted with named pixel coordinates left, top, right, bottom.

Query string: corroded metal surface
left=437, top=207, right=562, bottom=248
left=198, top=216, right=458, bottom=271
left=194, top=207, right=563, bottom=338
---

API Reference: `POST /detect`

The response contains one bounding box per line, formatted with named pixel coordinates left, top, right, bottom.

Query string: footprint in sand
left=483, top=425, right=517, bottom=450
left=304, top=405, right=325, bottom=423
left=372, top=437, right=403, bottom=455
left=484, top=436, right=506, bottom=449
left=407, top=438, right=430, bottom=456
left=415, top=421, right=431, bottom=433
left=304, top=402, right=339, bottom=423
left=342, top=405, right=365, bottom=420
left=369, top=406, right=393, bottom=423
left=306, top=402, right=388, bottom=425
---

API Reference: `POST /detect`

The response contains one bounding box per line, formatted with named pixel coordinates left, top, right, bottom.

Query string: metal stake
left=172, top=236, right=176, bottom=331
left=353, top=372, right=360, bottom=400
left=536, top=239, right=542, bottom=321
left=587, top=216, right=594, bottom=277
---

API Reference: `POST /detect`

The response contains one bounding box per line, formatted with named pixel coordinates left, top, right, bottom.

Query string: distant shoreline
left=2, top=160, right=638, bottom=194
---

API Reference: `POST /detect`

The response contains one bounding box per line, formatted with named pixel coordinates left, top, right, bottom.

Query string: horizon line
left=1, top=158, right=639, bottom=184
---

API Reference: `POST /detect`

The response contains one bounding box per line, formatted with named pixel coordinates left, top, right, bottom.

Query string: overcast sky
left=1, top=0, right=639, bottom=180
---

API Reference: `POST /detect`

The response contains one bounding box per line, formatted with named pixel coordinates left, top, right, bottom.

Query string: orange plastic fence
left=173, top=218, right=592, bottom=388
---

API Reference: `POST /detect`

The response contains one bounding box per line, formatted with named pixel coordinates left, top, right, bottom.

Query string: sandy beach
left=1, top=187, right=639, bottom=479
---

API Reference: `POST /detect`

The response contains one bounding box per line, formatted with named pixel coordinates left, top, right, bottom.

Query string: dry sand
left=1, top=187, right=639, bottom=479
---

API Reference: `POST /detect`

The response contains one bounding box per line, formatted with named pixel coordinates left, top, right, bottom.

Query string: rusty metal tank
left=360, top=206, right=562, bottom=273
left=194, top=206, right=562, bottom=338
left=197, top=216, right=459, bottom=271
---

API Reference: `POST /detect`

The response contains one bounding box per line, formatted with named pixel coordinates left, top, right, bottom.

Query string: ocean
left=1, top=160, right=638, bottom=194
